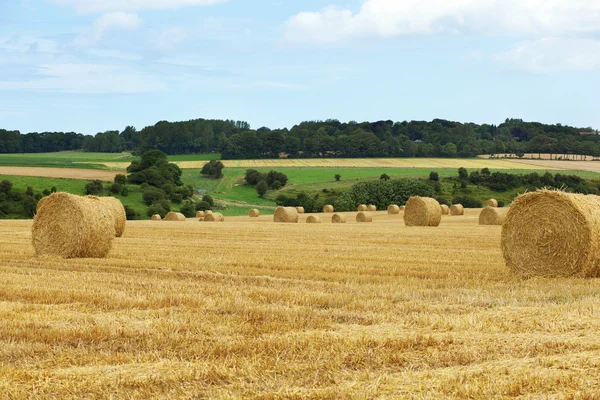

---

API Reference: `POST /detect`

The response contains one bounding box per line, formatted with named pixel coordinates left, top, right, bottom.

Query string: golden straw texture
left=479, top=207, right=509, bottom=226
left=205, top=213, right=224, bottom=222
left=331, top=213, right=346, bottom=223
left=94, top=196, right=126, bottom=237
left=306, top=215, right=321, bottom=224
left=450, top=204, right=465, bottom=216
left=440, top=204, right=450, bottom=215
left=387, top=205, right=400, bottom=214
left=357, top=205, right=368, bottom=211
left=404, top=197, right=441, bottom=227
left=196, top=211, right=205, bottom=218
left=323, top=205, right=334, bottom=213
left=486, top=199, right=499, bottom=207
left=249, top=209, right=260, bottom=218
left=367, top=205, right=377, bottom=212
left=295, top=207, right=305, bottom=214
left=164, top=212, right=186, bottom=221
left=151, top=214, right=162, bottom=221
left=274, top=207, right=299, bottom=223
left=356, top=212, right=373, bottom=223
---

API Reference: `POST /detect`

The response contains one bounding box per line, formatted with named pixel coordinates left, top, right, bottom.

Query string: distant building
left=579, top=131, right=598, bottom=135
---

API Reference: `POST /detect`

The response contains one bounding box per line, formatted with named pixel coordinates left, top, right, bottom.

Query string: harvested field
left=1, top=210, right=600, bottom=398
left=0, top=166, right=123, bottom=181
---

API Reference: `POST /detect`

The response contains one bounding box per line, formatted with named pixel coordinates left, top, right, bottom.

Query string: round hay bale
left=164, top=212, right=186, bottom=221
left=450, top=204, right=464, bottom=216
left=356, top=212, right=373, bottom=223
left=32, top=192, right=115, bottom=258
left=479, top=206, right=509, bottom=226
left=274, top=207, right=299, bottom=223
left=205, top=212, right=224, bottom=222
left=295, top=206, right=305, bottom=214
left=323, top=205, right=334, bottom=213
left=205, top=210, right=213, bottom=215
left=404, top=197, right=441, bottom=227
left=151, top=214, right=162, bottom=221
left=249, top=209, right=260, bottom=218
left=331, top=213, right=346, bottom=224
left=306, top=215, right=321, bottom=224
left=387, top=205, right=400, bottom=214
left=399, top=206, right=405, bottom=211
left=196, top=211, right=205, bottom=218
left=440, top=204, right=450, bottom=215
left=357, top=204, right=368, bottom=211
left=367, top=205, right=377, bottom=212
left=94, top=196, right=126, bottom=237
left=486, top=198, right=499, bottom=208
left=502, top=190, right=600, bottom=277
left=36, top=196, right=50, bottom=213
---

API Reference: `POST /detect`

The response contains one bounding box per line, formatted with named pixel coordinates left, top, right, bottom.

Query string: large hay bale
left=36, top=196, right=50, bottom=212
left=357, top=204, right=368, bottom=211
left=502, top=190, right=600, bottom=277
left=196, top=211, right=205, bottom=218
left=296, top=206, right=305, bottom=214
left=274, top=207, right=299, bottom=223
left=249, top=209, right=260, bottom=218
left=404, top=197, right=441, bottom=227
left=486, top=199, right=499, bottom=208
left=331, top=213, right=346, bottom=224
left=205, top=212, right=224, bottom=222
left=367, top=205, right=377, bottom=212
left=356, top=212, right=373, bottom=223
left=479, top=206, right=509, bottom=225
left=94, top=196, right=126, bottom=237
left=151, top=214, right=162, bottom=221
left=450, top=204, right=464, bottom=216
left=306, top=215, right=321, bottom=224
left=387, top=205, right=400, bottom=214
left=440, top=204, right=450, bottom=215
left=323, top=205, right=334, bottom=213
left=32, top=192, right=115, bottom=258
left=164, top=212, right=186, bottom=221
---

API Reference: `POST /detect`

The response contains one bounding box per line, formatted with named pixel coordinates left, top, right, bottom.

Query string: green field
left=0, top=152, right=135, bottom=169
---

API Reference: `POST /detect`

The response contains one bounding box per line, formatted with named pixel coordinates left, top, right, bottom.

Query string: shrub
left=124, top=205, right=140, bottom=220
left=202, top=194, right=214, bottom=206
left=201, top=160, right=225, bottom=179
left=43, top=189, right=51, bottom=196
left=110, top=183, right=122, bottom=194
left=435, top=196, right=450, bottom=206
left=451, top=196, right=482, bottom=208
left=335, top=174, right=341, bottom=181
left=245, top=169, right=263, bottom=185
left=380, top=173, right=390, bottom=181
left=429, top=172, right=439, bottom=181
left=50, top=186, right=57, bottom=193
left=195, top=201, right=211, bottom=211
left=256, top=180, right=268, bottom=197
left=458, top=167, right=468, bottom=180
left=142, top=187, right=167, bottom=206
left=266, top=170, right=288, bottom=187
left=146, top=200, right=171, bottom=218
left=85, top=180, right=103, bottom=195
left=271, top=181, right=282, bottom=190
left=0, top=180, right=12, bottom=194
left=120, top=186, right=129, bottom=197
left=114, top=174, right=127, bottom=185
left=179, top=200, right=197, bottom=218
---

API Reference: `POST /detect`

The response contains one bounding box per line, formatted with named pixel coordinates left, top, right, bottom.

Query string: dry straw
left=440, top=204, right=450, bottom=215
left=151, top=214, right=162, bottom=221
left=36, top=196, right=49, bottom=212
left=450, top=204, right=464, bottom=216
left=479, top=207, right=509, bottom=225
left=205, top=212, right=224, bottom=222
left=32, top=192, right=115, bottom=258
left=205, top=210, right=213, bottom=215
left=306, top=215, right=321, bottom=224
left=357, top=204, right=368, bottom=211
left=356, top=212, right=373, bottom=223
left=249, top=209, right=260, bottom=218
left=387, top=205, right=400, bottom=214
left=323, top=205, right=334, bottom=213
left=502, top=190, right=600, bottom=278
left=367, top=205, right=377, bottom=212
left=274, top=207, right=299, bottom=223
left=486, top=199, right=499, bottom=207
left=164, top=212, right=186, bottom=221
left=296, top=207, right=305, bottom=214
left=93, top=196, right=126, bottom=237
left=196, top=211, right=205, bottom=218
left=331, top=213, right=346, bottom=223
left=404, top=197, right=441, bottom=227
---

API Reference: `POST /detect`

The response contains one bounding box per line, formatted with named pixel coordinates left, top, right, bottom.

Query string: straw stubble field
left=1, top=211, right=600, bottom=398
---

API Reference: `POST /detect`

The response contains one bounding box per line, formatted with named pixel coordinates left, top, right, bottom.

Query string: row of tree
left=1, top=118, right=598, bottom=158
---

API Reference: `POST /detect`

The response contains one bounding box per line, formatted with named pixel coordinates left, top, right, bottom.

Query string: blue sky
left=1, top=0, right=599, bottom=135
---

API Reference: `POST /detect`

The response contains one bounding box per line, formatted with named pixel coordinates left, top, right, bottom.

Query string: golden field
left=2, top=210, right=600, bottom=398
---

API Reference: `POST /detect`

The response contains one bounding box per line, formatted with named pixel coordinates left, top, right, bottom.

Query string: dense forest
left=1, top=118, right=598, bottom=159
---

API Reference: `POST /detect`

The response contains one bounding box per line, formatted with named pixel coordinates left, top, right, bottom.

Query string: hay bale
left=295, top=206, right=305, bottom=214
left=479, top=206, right=509, bottom=225
left=31, top=192, right=115, bottom=258
left=274, top=207, right=299, bottom=223
left=205, top=212, right=224, bottom=222
left=164, top=212, right=186, bottom=221
left=249, top=209, right=260, bottom=218
left=486, top=198, right=499, bottom=208
left=387, top=205, right=400, bottom=214
left=404, top=197, right=441, bottom=227
left=306, top=215, right=321, bottom=224
left=357, top=204, right=368, bottom=211
left=502, top=190, right=600, bottom=277
left=440, top=204, right=450, bottom=215
left=196, top=211, right=205, bottom=218
left=151, top=214, right=162, bottom=221
left=450, top=204, right=464, bottom=216
left=323, top=205, right=334, bottom=213
left=399, top=206, right=405, bottom=211
left=331, top=213, right=346, bottom=223
left=205, top=210, right=213, bottom=215
left=36, top=196, right=50, bottom=212
left=367, top=205, right=377, bottom=212
left=356, top=212, right=373, bottom=223
left=94, top=196, right=126, bottom=237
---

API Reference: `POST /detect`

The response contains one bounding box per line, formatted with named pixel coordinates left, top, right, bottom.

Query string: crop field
left=1, top=210, right=599, bottom=398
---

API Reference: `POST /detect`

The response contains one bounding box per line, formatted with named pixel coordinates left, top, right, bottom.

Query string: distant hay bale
left=357, top=204, right=368, bottom=211
left=356, top=212, right=373, bottom=223
left=94, top=196, right=126, bottom=237
left=205, top=210, right=213, bottom=215
left=205, top=212, right=224, bottom=222
left=399, top=206, right=405, bottom=211
left=296, top=206, right=305, bottom=214
left=31, top=192, right=115, bottom=258
left=387, top=205, right=400, bottom=214
left=440, top=204, right=450, bottom=215
left=450, top=204, right=465, bottom=216
left=164, top=212, right=186, bottom=221
left=331, top=213, right=346, bottom=224
left=479, top=206, right=509, bottom=225
left=323, top=205, right=334, bottom=213
left=367, top=205, right=377, bottom=212
left=196, top=211, right=205, bottom=218
left=151, top=214, right=162, bottom=221
left=306, top=215, right=321, bottom=224
left=404, top=197, right=441, bottom=227
left=486, top=199, right=499, bottom=208
left=249, top=209, right=260, bottom=217
left=502, top=190, right=600, bottom=278
left=274, top=207, right=299, bottom=223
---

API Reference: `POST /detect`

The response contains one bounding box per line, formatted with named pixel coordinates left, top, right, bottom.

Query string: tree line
left=1, top=118, right=598, bottom=159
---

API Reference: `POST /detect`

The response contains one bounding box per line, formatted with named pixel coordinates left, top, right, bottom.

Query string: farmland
left=1, top=211, right=599, bottom=398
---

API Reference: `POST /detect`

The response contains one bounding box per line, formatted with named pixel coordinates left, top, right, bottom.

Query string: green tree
left=256, top=180, right=268, bottom=197
left=85, top=180, right=103, bottom=195
left=201, top=160, right=225, bottom=179
left=458, top=167, right=468, bottom=180
left=429, top=172, right=439, bottom=181
left=335, top=174, right=341, bottom=181
left=380, top=173, right=390, bottom=181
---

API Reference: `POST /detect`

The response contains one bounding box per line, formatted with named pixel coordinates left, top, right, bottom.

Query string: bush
left=429, top=172, right=439, bottom=181
left=0, top=180, right=12, bottom=194
left=460, top=180, right=468, bottom=189
left=338, top=179, right=435, bottom=211
left=335, top=174, right=341, bottom=182
left=195, top=201, right=211, bottom=211
left=271, top=181, right=282, bottom=190
left=85, top=180, right=103, bottom=195
left=146, top=200, right=171, bottom=218
left=256, top=180, right=268, bottom=197
left=202, top=194, right=214, bottom=206
left=110, top=183, right=122, bottom=194
left=451, top=196, right=482, bottom=208
left=245, top=169, right=263, bottom=185
left=201, top=160, right=225, bottom=179
left=120, top=186, right=129, bottom=197
left=43, top=189, right=51, bottom=196
left=458, top=167, right=468, bottom=180
left=498, top=201, right=505, bottom=207
left=380, top=173, right=390, bottom=181
left=435, top=196, right=450, bottom=206
left=142, top=187, right=167, bottom=206
left=114, top=174, right=127, bottom=185
left=266, top=170, right=288, bottom=187
left=50, top=186, right=57, bottom=193
left=179, top=200, right=197, bottom=218
left=124, top=205, right=140, bottom=220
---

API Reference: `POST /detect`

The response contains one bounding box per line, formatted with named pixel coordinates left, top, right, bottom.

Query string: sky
left=0, top=0, right=599, bottom=135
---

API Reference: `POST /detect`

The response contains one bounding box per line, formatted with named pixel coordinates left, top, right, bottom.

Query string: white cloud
left=498, top=38, right=600, bottom=73
left=156, top=28, right=188, bottom=51
left=284, top=0, right=600, bottom=42
left=47, top=0, right=228, bottom=13
left=75, top=12, right=141, bottom=46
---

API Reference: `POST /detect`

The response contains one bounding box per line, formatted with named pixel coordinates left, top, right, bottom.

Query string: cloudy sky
left=1, top=0, right=599, bottom=134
